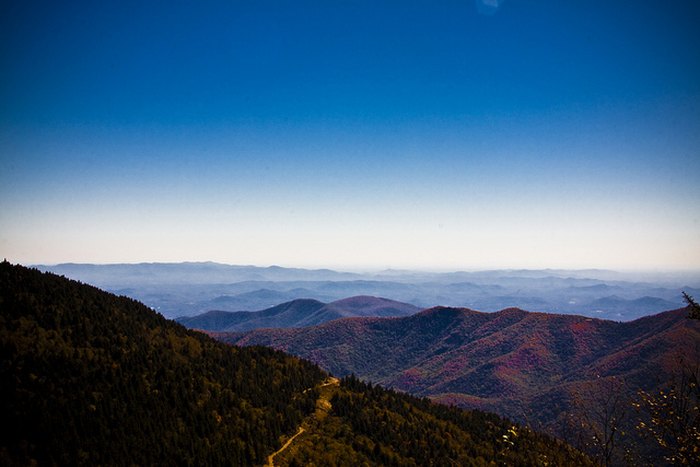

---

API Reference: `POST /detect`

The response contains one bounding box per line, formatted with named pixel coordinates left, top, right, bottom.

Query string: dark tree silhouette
left=683, top=291, right=700, bottom=320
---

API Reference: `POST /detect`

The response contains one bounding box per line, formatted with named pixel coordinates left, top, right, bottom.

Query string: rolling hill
left=176, top=296, right=420, bottom=331
left=1, top=262, right=589, bottom=465
left=217, top=304, right=700, bottom=436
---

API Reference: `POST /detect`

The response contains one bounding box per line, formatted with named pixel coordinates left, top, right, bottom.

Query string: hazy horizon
left=2, top=1, right=699, bottom=271
left=29, top=259, right=700, bottom=282
left=31, top=260, right=700, bottom=321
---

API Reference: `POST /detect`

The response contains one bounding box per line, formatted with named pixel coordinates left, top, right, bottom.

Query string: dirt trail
left=265, top=427, right=305, bottom=467
left=265, top=377, right=339, bottom=467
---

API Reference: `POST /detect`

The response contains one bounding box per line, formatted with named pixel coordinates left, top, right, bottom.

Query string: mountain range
left=36, top=262, right=698, bottom=320
left=176, top=296, right=420, bottom=331
left=1, top=262, right=590, bottom=465
left=215, top=303, right=700, bottom=440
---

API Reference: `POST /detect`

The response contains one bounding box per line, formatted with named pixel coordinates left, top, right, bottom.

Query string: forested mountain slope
left=0, top=262, right=325, bottom=465
left=220, top=305, right=700, bottom=432
left=276, top=375, right=593, bottom=466
left=0, top=262, right=591, bottom=465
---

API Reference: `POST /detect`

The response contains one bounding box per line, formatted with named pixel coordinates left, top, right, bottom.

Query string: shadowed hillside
left=0, top=262, right=325, bottom=465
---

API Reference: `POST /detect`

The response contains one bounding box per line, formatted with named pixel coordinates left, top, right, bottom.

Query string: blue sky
left=1, top=0, right=699, bottom=270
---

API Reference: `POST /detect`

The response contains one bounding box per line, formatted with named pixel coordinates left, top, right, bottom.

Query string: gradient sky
left=1, top=0, right=699, bottom=270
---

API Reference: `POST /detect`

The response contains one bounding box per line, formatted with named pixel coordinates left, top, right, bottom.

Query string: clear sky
left=1, top=0, right=699, bottom=270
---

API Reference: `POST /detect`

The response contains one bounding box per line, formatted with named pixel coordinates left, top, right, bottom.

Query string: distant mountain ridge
left=177, top=296, right=420, bottom=331
left=217, top=305, right=700, bottom=435
left=35, top=261, right=363, bottom=285
left=36, top=262, right=696, bottom=320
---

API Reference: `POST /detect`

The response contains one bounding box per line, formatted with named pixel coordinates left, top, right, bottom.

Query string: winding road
left=265, top=377, right=339, bottom=467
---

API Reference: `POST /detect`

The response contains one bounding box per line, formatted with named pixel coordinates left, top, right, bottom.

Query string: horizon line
left=21, top=259, right=700, bottom=276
